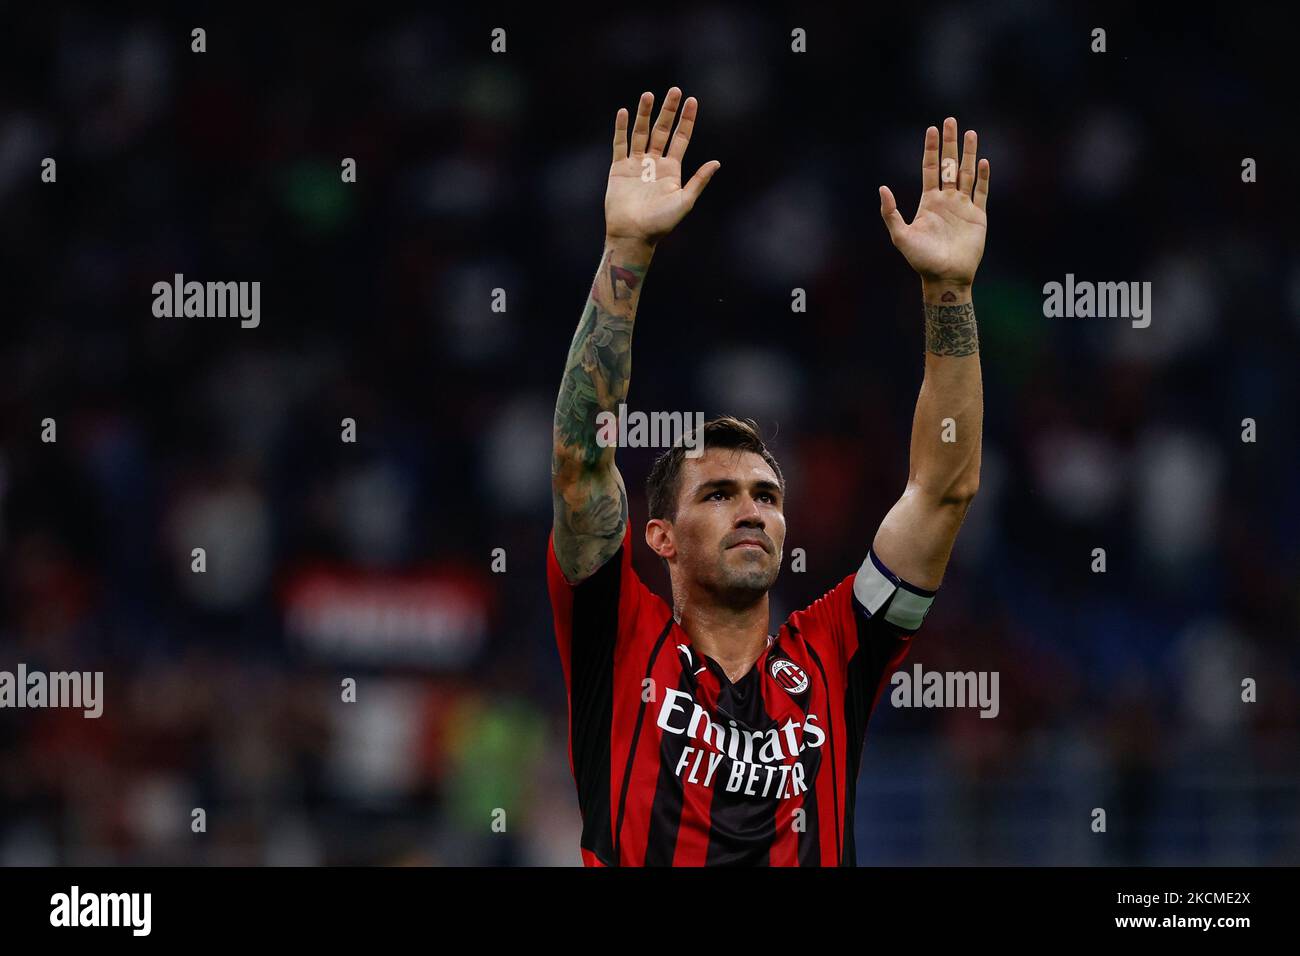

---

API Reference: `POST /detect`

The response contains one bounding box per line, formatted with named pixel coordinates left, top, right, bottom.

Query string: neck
left=674, top=587, right=770, bottom=683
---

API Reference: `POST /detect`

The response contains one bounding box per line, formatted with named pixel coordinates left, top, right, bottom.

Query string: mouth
left=727, top=539, right=770, bottom=553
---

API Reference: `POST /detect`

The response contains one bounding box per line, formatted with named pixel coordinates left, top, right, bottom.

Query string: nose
left=734, top=497, right=765, bottom=528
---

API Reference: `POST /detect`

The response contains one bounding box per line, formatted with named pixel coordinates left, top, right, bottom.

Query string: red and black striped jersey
left=547, top=524, right=938, bottom=866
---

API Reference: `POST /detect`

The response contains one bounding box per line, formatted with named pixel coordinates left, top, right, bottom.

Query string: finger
left=973, top=158, right=991, bottom=211
left=940, top=116, right=959, bottom=189
left=958, top=129, right=978, bottom=197
left=612, top=108, right=629, bottom=162
left=681, top=160, right=721, bottom=210
left=666, top=96, right=698, bottom=162
left=648, top=86, right=682, bottom=156
left=879, top=185, right=906, bottom=242
left=921, top=125, right=940, bottom=193
left=630, top=91, right=654, bottom=156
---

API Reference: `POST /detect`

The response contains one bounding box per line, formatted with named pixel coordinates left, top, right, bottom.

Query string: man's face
left=654, top=447, right=786, bottom=606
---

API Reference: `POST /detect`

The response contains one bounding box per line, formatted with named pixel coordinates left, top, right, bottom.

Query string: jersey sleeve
left=543, top=522, right=634, bottom=686
left=846, top=547, right=938, bottom=698
left=788, top=549, right=938, bottom=734
left=547, top=524, right=662, bottom=856
left=546, top=522, right=665, bottom=733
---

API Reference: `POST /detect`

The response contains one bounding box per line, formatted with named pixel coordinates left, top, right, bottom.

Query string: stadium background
left=0, top=5, right=1296, bottom=865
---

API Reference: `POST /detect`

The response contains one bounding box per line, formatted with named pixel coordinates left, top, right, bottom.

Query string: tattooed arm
left=872, top=117, right=990, bottom=590
left=551, top=240, right=648, bottom=582
left=551, top=87, right=720, bottom=583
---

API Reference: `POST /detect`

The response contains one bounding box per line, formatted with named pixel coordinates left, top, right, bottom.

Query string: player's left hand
left=879, top=117, right=989, bottom=287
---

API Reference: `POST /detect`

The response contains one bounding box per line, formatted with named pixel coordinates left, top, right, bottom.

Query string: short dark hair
left=645, top=416, right=785, bottom=523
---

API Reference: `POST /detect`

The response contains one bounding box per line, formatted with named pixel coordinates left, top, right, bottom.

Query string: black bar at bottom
left=0, top=865, right=1286, bottom=942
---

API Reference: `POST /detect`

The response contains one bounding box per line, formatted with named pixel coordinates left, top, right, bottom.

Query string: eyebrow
left=692, top=477, right=782, bottom=498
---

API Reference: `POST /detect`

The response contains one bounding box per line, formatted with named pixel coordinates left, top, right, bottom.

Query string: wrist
left=604, top=234, right=657, bottom=264
left=921, top=278, right=973, bottom=304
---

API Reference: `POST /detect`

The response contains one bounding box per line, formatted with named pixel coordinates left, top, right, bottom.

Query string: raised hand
left=605, top=88, right=721, bottom=245
left=879, top=118, right=990, bottom=289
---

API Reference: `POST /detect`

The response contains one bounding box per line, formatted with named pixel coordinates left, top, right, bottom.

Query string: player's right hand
left=604, top=87, right=721, bottom=246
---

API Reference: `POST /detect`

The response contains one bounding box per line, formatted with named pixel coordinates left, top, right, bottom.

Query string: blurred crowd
left=0, top=6, right=1296, bottom=864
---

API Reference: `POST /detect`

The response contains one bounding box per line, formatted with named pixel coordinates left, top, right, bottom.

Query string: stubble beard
left=706, top=546, right=781, bottom=609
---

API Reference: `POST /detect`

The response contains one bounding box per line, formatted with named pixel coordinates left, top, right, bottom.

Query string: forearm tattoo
left=553, top=249, right=645, bottom=468
left=552, top=468, right=631, bottom=580
left=924, top=300, right=979, bottom=356
left=551, top=248, right=646, bottom=579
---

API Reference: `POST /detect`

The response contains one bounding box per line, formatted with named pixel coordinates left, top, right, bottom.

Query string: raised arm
left=551, top=87, right=721, bottom=583
left=872, top=117, right=990, bottom=590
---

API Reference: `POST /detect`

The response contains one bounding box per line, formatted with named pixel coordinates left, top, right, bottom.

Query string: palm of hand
left=601, top=88, right=720, bottom=245
left=606, top=154, right=687, bottom=242
left=879, top=118, right=991, bottom=286
left=894, top=188, right=987, bottom=283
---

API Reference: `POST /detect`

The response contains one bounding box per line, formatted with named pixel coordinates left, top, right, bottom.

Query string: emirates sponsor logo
left=654, top=689, right=825, bottom=800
